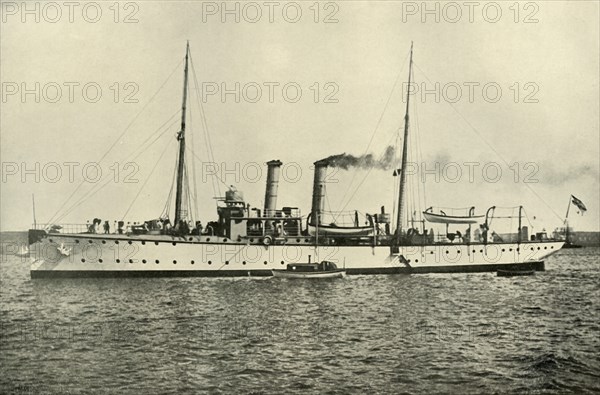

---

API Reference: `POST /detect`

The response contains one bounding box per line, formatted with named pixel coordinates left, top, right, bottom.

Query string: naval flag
left=571, top=195, right=587, bottom=214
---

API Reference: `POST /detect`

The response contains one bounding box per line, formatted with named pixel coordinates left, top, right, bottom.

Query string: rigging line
left=189, top=53, right=222, bottom=199
left=183, top=164, right=191, bottom=222
left=189, top=56, right=220, bottom=200
left=184, top=161, right=197, bottom=224
left=408, top=155, right=415, bottom=228
left=335, top=49, right=411, bottom=210
left=510, top=206, right=514, bottom=233
left=53, top=123, right=177, bottom=224
left=410, top=137, right=417, bottom=227
left=333, top=130, right=398, bottom=222
left=412, top=75, right=427, bottom=209
left=121, top=137, right=175, bottom=220
left=409, top=67, right=420, bottom=225
left=334, top=131, right=399, bottom=221
left=336, top=166, right=375, bottom=217
left=45, top=60, right=184, bottom=226
left=413, top=62, right=563, bottom=222
left=182, top=160, right=189, bottom=222
left=391, top=131, right=401, bottom=232
left=54, top=131, right=175, bottom=225
left=407, top=91, right=416, bottom=225
left=185, top=162, right=196, bottom=223
left=183, top=143, right=228, bottom=187
left=188, top=99, right=199, bottom=220
left=197, top=88, right=221, bottom=198
left=130, top=110, right=181, bottom=160
left=47, top=108, right=181, bottom=225
left=410, top=70, right=424, bottom=215
left=411, top=132, right=421, bottom=220
left=325, top=186, right=333, bottom=215
left=52, top=115, right=180, bottom=222
left=101, top=58, right=185, bottom=165
left=406, top=132, right=412, bottom=224
left=162, top=146, right=179, bottom=219
left=524, top=209, right=534, bottom=229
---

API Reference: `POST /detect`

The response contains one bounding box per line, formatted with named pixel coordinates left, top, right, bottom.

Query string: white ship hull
left=28, top=232, right=562, bottom=278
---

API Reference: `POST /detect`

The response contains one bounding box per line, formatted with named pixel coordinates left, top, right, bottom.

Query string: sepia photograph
left=1, top=1, right=599, bottom=393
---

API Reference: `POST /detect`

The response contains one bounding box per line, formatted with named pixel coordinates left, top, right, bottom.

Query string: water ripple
left=1, top=233, right=598, bottom=394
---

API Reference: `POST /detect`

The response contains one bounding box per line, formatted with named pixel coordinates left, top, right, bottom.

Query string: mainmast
left=564, top=196, right=572, bottom=243
left=395, top=42, right=414, bottom=240
left=174, top=41, right=190, bottom=226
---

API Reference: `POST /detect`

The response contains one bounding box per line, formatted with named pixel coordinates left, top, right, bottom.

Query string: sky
left=1, top=0, right=599, bottom=233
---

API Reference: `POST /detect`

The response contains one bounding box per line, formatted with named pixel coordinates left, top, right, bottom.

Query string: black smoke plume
left=320, top=146, right=396, bottom=170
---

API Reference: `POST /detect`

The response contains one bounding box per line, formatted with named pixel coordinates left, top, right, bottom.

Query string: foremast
left=174, top=42, right=190, bottom=226
left=395, top=42, right=414, bottom=242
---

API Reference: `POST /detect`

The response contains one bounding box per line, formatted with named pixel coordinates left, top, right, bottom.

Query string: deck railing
left=32, top=223, right=90, bottom=234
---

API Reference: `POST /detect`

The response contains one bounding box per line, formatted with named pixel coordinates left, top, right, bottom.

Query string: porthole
left=155, top=259, right=159, bottom=264
left=225, top=261, right=229, bottom=265
left=172, top=242, right=176, bottom=246
left=502, top=249, right=505, bottom=252
left=81, top=258, right=85, bottom=263
left=305, top=239, right=310, bottom=243
left=155, top=241, right=159, bottom=245
left=208, top=260, right=212, bottom=265
left=242, top=261, right=246, bottom=265
left=116, top=259, right=120, bottom=263
left=480, top=249, right=483, bottom=253
left=415, top=259, right=419, bottom=263
left=509, top=248, right=513, bottom=252
left=250, top=238, right=254, bottom=242
left=281, top=261, right=285, bottom=265
left=75, top=239, right=80, bottom=244
left=142, top=259, right=147, bottom=264
left=446, top=250, right=449, bottom=254
left=141, top=241, right=145, bottom=245
left=264, top=261, right=268, bottom=265
left=296, top=238, right=301, bottom=242
left=537, top=247, right=541, bottom=250
left=173, top=260, right=177, bottom=264
left=88, top=240, right=93, bottom=244
left=430, top=251, right=434, bottom=254
left=189, top=237, right=193, bottom=241
left=191, top=260, right=195, bottom=265
left=472, top=249, right=476, bottom=253
left=206, top=238, right=211, bottom=242
left=101, top=240, right=106, bottom=244
left=128, top=241, right=132, bottom=245
left=129, top=259, right=133, bottom=263
left=99, top=259, right=103, bottom=263
left=457, top=250, right=461, bottom=253
left=49, top=239, right=53, bottom=243
left=516, top=248, right=520, bottom=252
left=115, top=241, right=119, bottom=245
left=223, top=238, right=227, bottom=242
left=544, top=246, right=547, bottom=250
left=530, top=247, right=534, bottom=251
left=550, top=246, right=554, bottom=249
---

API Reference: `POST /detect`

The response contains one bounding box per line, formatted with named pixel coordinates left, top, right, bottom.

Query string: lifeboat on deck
left=306, top=213, right=375, bottom=237
left=423, top=207, right=484, bottom=225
